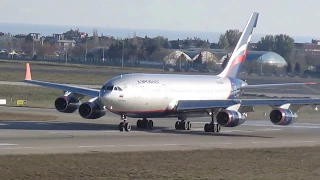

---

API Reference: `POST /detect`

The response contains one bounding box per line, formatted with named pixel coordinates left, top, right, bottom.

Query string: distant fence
left=0, top=55, right=213, bottom=71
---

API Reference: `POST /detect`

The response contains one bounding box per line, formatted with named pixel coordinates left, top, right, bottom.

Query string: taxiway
left=0, top=106, right=319, bottom=155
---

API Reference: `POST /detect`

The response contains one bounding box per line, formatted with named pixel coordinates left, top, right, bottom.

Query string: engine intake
left=216, top=110, right=246, bottom=127
left=269, top=108, right=298, bottom=126
left=79, top=102, right=106, bottom=119
left=54, top=96, right=80, bottom=113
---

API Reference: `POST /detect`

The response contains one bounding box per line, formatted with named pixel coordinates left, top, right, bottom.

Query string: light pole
left=260, top=57, right=263, bottom=75
left=32, top=40, right=34, bottom=56
left=121, top=40, right=124, bottom=67
left=102, top=47, right=105, bottom=61
left=85, top=40, right=87, bottom=62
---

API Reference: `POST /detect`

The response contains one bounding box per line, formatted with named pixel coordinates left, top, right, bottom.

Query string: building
left=162, top=48, right=287, bottom=67
left=245, top=51, right=287, bottom=67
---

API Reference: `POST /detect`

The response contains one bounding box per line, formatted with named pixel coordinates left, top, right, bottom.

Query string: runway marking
left=255, top=128, right=282, bottom=131
left=0, top=140, right=316, bottom=151
left=0, top=143, right=18, bottom=146
left=222, top=130, right=253, bottom=133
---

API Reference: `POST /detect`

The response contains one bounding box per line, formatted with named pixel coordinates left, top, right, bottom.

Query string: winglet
left=25, top=63, right=32, bottom=80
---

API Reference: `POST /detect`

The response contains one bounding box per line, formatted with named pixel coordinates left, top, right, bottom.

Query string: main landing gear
left=175, top=120, right=192, bottom=130
left=204, top=113, right=221, bottom=133
left=118, top=115, right=131, bottom=132
left=136, top=118, right=154, bottom=130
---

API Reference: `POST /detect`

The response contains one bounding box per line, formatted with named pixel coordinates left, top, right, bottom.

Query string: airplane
left=23, top=12, right=320, bottom=133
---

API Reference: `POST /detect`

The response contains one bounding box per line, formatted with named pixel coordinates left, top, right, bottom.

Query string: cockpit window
left=102, top=85, right=122, bottom=92
left=106, top=86, right=113, bottom=90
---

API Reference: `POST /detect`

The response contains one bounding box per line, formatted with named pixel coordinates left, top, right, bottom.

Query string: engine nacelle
left=54, top=96, right=80, bottom=113
left=269, top=108, right=298, bottom=126
left=78, top=101, right=106, bottom=119
left=216, top=110, right=246, bottom=127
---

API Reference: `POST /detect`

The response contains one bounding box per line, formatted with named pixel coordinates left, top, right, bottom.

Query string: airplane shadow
left=132, top=125, right=273, bottom=139
left=0, top=121, right=121, bottom=131
left=0, top=121, right=273, bottom=139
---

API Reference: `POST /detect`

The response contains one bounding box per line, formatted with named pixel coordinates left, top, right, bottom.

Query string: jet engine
left=78, top=99, right=106, bottom=119
left=216, top=109, right=246, bottom=127
left=54, top=96, right=81, bottom=113
left=269, top=108, right=298, bottom=126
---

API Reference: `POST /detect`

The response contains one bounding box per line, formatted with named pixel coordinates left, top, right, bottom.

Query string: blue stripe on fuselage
left=227, top=77, right=246, bottom=99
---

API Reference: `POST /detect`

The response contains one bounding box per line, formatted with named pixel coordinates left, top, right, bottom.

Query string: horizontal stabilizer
left=241, top=82, right=317, bottom=89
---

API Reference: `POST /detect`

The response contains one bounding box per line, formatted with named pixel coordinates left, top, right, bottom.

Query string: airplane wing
left=176, top=98, right=320, bottom=113
left=241, top=82, right=317, bottom=89
left=23, top=63, right=100, bottom=97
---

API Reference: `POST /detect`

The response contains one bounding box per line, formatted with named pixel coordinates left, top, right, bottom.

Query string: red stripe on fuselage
left=225, top=49, right=248, bottom=76
left=110, top=109, right=167, bottom=113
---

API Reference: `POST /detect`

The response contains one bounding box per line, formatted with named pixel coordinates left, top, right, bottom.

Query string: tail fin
left=218, top=12, right=259, bottom=78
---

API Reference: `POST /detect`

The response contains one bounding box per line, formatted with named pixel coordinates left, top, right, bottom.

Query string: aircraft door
left=162, top=84, right=168, bottom=99
left=132, top=83, right=140, bottom=99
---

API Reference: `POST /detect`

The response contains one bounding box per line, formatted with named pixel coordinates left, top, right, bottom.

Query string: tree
left=294, top=62, right=301, bottom=74
left=225, top=29, right=241, bottom=48
left=93, top=28, right=99, bottom=46
left=222, top=54, right=230, bottom=69
left=286, top=61, right=292, bottom=73
left=25, top=34, right=33, bottom=42
left=256, top=34, right=295, bottom=62
left=274, top=34, right=295, bottom=61
left=218, top=34, right=229, bottom=49
left=256, top=35, right=275, bottom=51
left=218, top=29, right=241, bottom=49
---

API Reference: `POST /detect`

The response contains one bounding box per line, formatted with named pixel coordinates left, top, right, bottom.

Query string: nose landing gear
left=118, top=114, right=131, bottom=132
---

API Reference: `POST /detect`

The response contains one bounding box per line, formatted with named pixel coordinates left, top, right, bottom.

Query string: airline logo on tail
left=218, top=12, right=259, bottom=78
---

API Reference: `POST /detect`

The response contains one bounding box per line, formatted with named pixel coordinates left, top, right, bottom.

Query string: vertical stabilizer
left=218, top=12, right=259, bottom=78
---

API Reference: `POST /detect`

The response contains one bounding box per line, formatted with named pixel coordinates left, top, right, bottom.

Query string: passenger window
left=114, top=87, right=118, bottom=91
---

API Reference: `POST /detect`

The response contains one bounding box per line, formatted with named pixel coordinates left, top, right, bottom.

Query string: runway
left=0, top=106, right=319, bottom=155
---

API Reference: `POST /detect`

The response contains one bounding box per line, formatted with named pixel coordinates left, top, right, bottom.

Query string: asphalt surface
left=0, top=106, right=319, bottom=155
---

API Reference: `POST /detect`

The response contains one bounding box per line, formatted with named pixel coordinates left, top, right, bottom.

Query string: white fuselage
left=100, top=73, right=240, bottom=118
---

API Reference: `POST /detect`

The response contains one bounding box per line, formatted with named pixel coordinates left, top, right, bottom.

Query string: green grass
left=0, top=112, right=57, bottom=121
left=0, top=146, right=319, bottom=180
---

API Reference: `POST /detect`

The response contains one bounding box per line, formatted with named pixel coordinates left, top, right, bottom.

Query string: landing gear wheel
left=175, top=120, right=191, bottom=130
left=178, top=121, right=186, bottom=130
left=137, top=119, right=142, bottom=128
left=204, top=123, right=210, bottom=132
left=136, top=119, right=153, bottom=130
left=175, top=121, right=180, bottom=130
left=213, top=123, right=217, bottom=132
left=124, top=122, right=131, bottom=132
left=204, top=123, right=221, bottom=133
left=187, top=121, right=191, bottom=130
left=147, top=120, right=154, bottom=129
left=216, top=124, right=221, bottom=132
left=118, top=122, right=124, bottom=132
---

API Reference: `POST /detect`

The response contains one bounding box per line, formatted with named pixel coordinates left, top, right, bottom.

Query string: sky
left=1, top=0, right=320, bottom=37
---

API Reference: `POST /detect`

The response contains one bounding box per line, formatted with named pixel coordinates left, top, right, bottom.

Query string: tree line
left=4, top=27, right=315, bottom=74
